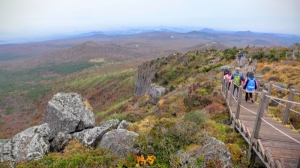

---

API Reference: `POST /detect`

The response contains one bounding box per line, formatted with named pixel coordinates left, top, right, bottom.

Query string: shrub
left=169, top=85, right=176, bottom=92
left=268, top=76, right=280, bottom=82
left=137, top=119, right=203, bottom=166
left=205, top=103, right=227, bottom=119
left=163, top=79, right=169, bottom=85
left=183, top=110, right=207, bottom=126
left=261, top=66, right=271, bottom=74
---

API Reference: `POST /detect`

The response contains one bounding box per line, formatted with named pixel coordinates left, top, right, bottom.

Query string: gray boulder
left=50, top=132, right=72, bottom=152
left=197, top=137, right=233, bottom=168
left=289, top=85, right=299, bottom=91
left=97, top=129, right=139, bottom=158
left=72, top=126, right=109, bottom=147
left=148, top=84, right=166, bottom=104
left=11, top=123, right=50, bottom=162
left=98, top=119, right=120, bottom=129
left=274, top=83, right=288, bottom=94
left=269, top=98, right=281, bottom=107
left=169, top=137, right=233, bottom=168
left=117, top=120, right=132, bottom=129
left=44, top=92, right=95, bottom=139
left=0, top=139, right=13, bottom=162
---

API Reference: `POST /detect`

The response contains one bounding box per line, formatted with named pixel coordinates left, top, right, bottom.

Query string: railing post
left=235, top=85, right=243, bottom=120
left=229, top=83, right=234, bottom=106
left=233, top=85, right=243, bottom=130
left=282, top=89, right=295, bottom=125
left=248, top=90, right=269, bottom=163
left=225, top=79, right=229, bottom=99
left=265, top=81, right=272, bottom=109
left=221, top=76, right=224, bottom=93
left=254, top=82, right=261, bottom=101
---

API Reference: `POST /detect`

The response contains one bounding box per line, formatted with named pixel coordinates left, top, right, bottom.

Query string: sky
left=0, top=0, right=300, bottom=42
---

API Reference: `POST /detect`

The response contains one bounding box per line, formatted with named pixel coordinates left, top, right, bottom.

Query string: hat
left=236, top=67, right=240, bottom=72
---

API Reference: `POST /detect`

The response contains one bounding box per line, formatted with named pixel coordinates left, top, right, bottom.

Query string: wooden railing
left=221, top=78, right=300, bottom=168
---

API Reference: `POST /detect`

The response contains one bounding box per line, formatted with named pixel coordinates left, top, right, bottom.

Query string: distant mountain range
left=2, top=27, right=300, bottom=45
left=1, top=27, right=300, bottom=66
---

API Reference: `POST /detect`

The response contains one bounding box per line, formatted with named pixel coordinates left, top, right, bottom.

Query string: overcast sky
left=0, top=0, right=300, bottom=41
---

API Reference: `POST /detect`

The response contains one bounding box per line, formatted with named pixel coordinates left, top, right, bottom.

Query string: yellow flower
left=146, top=155, right=156, bottom=165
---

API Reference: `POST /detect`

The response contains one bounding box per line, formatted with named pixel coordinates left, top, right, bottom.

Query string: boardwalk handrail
left=272, top=84, right=291, bottom=92
left=265, top=95, right=300, bottom=105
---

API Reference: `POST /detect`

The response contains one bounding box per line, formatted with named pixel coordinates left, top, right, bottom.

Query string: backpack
left=246, top=78, right=256, bottom=91
left=234, top=74, right=241, bottom=86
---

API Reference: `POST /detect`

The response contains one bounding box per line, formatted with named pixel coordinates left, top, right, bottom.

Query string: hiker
left=238, top=52, right=243, bottom=67
left=223, top=68, right=229, bottom=76
left=248, top=56, right=253, bottom=65
left=243, top=71, right=258, bottom=103
left=223, top=70, right=232, bottom=90
left=231, top=67, right=245, bottom=99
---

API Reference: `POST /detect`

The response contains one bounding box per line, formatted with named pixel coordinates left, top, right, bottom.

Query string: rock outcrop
left=50, top=132, right=72, bottom=152
left=134, top=62, right=156, bottom=96
left=44, top=92, right=95, bottom=139
left=117, top=120, right=132, bottom=129
left=197, top=137, right=233, bottom=167
left=0, top=139, right=13, bottom=162
left=97, top=129, right=139, bottom=158
left=148, top=84, right=166, bottom=104
left=11, top=123, right=50, bottom=162
left=169, top=137, right=233, bottom=167
left=98, top=119, right=120, bottom=129
left=72, top=126, right=109, bottom=147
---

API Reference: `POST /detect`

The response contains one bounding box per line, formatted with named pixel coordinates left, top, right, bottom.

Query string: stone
left=148, top=84, right=166, bottom=104
left=117, top=120, right=132, bottom=129
left=134, top=62, right=156, bottom=96
left=72, top=126, right=109, bottom=147
left=97, top=129, right=139, bottom=158
left=97, top=119, right=120, bottom=129
left=11, top=123, right=50, bottom=162
left=50, top=132, right=72, bottom=152
left=44, top=92, right=95, bottom=139
left=196, top=137, right=233, bottom=167
left=274, top=83, right=288, bottom=94
left=0, top=139, right=13, bottom=162
left=169, top=136, right=233, bottom=167
left=269, top=98, right=280, bottom=107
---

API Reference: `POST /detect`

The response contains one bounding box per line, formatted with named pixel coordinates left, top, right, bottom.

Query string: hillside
left=0, top=42, right=300, bottom=167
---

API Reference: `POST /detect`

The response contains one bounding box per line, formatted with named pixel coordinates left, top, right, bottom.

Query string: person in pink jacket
left=223, top=70, right=232, bottom=90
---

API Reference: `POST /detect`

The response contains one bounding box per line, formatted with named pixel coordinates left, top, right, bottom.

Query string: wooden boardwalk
left=222, top=59, right=300, bottom=168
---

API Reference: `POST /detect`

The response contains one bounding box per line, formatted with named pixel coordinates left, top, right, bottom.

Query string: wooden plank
left=246, top=127, right=251, bottom=138
left=272, top=157, right=298, bottom=168
left=259, top=134, right=300, bottom=144
left=242, top=123, right=246, bottom=133
left=265, top=148, right=274, bottom=165
left=275, top=160, right=282, bottom=168
left=261, top=140, right=300, bottom=151
left=257, top=139, right=265, bottom=157
left=267, top=148, right=300, bottom=159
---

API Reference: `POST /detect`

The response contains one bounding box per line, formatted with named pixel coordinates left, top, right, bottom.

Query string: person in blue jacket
left=231, top=67, right=245, bottom=99
left=243, top=71, right=258, bottom=103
